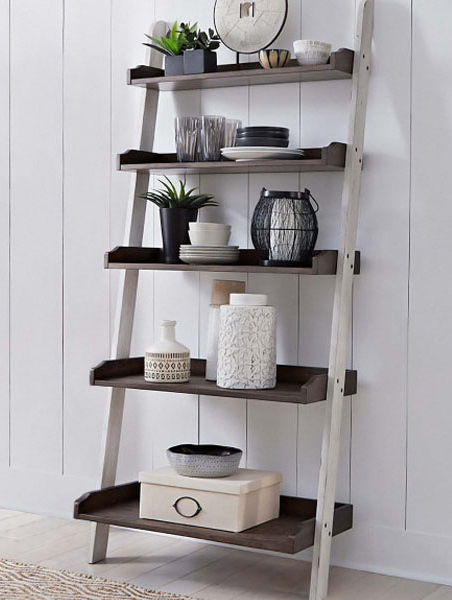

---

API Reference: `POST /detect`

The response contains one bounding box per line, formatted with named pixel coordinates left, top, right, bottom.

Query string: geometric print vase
left=145, top=320, right=190, bottom=383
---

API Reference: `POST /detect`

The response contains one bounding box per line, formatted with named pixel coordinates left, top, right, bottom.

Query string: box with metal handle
left=139, top=467, right=282, bottom=532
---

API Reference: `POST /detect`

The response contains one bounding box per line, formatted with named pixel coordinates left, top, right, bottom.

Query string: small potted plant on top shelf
left=144, top=22, right=221, bottom=76
left=180, top=23, right=221, bottom=75
left=142, top=176, right=218, bottom=264
left=144, top=22, right=186, bottom=76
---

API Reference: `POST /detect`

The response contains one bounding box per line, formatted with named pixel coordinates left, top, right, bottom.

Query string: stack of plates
left=236, top=126, right=290, bottom=148
left=221, top=147, right=305, bottom=161
left=180, top=245, right=240, bottom=265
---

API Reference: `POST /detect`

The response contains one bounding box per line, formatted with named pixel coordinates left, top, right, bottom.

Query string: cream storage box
left=139, top=468, right=282, bottom=533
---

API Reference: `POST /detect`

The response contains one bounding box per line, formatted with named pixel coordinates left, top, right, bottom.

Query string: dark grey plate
left=237, top=137, right=289, bottom=148
left=238, top=126, right=289, bottom=135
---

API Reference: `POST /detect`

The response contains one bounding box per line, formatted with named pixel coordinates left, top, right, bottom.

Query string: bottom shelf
left=74, top=482, right=353, bottom=554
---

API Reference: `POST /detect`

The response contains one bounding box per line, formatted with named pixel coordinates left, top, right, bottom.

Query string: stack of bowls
left=236, top=126, right=290, bottom=148
left=189, top=222, right=231, bottom=247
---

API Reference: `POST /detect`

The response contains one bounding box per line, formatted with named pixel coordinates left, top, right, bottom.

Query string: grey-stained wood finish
left=74, top=482, right=353, bottom=554
left=105, top=248, right=361, bottom=275
left=127, top=49, right=354, bottom=91
left=90, top=358, right=357, bottom=404
left=117, top=143, right=346, bottom=175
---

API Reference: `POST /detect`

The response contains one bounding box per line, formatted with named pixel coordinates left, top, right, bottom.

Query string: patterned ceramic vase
left=217, top=294, right=276, bottom=390
left=145, top=320, right=190, bottom=383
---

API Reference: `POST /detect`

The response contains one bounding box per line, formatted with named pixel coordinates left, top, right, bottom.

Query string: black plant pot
left=183, top=49, right=217, bottom=75
left=160, top=208, right=198, bottom=264
left=165, top=54, right=184, bottom=76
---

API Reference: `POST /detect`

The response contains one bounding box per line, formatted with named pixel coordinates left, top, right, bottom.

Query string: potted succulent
left=144, top=22, right=221, bottom=76
left=180, top=23, right=220, bottom=75
left=142, top=177, right=218, bottom=264
left=144, top=22, right=186, bottom=76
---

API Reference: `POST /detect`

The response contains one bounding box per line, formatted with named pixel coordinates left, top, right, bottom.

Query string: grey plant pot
left=183, top=49, right=217, bottom=75
left=165, top=54, right=184, bottom=76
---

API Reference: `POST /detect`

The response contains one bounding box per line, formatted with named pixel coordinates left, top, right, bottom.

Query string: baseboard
left=1, top=469, right=452, bottom=586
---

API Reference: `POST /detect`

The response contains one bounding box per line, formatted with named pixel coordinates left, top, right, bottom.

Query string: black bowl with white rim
left=167, top=444, right=243, bottom=478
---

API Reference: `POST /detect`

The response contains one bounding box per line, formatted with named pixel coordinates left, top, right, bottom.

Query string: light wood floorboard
left=0, top=509, right=449, bottom=600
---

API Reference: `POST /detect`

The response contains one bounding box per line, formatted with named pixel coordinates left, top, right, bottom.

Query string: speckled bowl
left=167, top=444, right=243, bottom=478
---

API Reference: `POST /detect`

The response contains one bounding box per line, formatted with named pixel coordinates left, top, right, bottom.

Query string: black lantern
left=251, top=188, right=319, bottom=267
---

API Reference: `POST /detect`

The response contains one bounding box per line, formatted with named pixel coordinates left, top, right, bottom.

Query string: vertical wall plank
left=407, top=0, right=452, bottom=537
left=9, top=0, right=63, bottom=471
left=352, top=0, right=411, bottom=529
left=63, top=0, right=111, bottom=480
left=0, top=0, right=9, bottom=467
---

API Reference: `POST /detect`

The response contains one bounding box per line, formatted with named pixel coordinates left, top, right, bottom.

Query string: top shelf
left=128, top=49, right=354, bottom=91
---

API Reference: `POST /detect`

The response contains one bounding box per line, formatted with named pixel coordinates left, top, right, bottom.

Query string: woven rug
left=0, top=558, right=196, bottom=599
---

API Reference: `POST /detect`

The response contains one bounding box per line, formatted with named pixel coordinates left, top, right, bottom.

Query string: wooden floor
left=0, top=508, right=449, bottom=600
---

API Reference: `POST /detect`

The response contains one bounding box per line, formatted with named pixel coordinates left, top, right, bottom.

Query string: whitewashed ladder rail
left=309, top=1, right=374, bottom=599
left=88, top=20, right=167, bottom=564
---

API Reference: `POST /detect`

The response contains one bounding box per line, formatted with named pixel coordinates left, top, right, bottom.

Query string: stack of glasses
left=175, top=116, right=241, bottom=162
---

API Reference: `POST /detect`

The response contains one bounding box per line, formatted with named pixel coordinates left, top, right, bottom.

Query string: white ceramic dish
left=180, top=255, right=239, bottom=265
left=221, top=147, right=305, bottom=161
left=293, top=40, right=331, bottom=65
left=180, top=245, right=238, bottom=250
left=189, top=223, right=231, bottom=230
left=189, top=230, right=231, bottom=247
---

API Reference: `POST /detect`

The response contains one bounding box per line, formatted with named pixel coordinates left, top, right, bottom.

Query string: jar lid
left=229, top=293, right=268, bottom=306
left=211, top=280, right=246, bottom=306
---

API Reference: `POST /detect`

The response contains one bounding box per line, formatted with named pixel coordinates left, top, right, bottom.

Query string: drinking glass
left=200, top=115, right=225, bottom=161
left=175, top=116, right=200, bottom=162
left=224, top=119, right=242, bottom=148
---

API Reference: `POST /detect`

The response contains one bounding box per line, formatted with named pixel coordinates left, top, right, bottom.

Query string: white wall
left=1, top=0, right=452, bottom=585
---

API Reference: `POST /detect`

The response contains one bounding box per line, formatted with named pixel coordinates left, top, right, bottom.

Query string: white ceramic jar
left=145, top=320, right=190, bottom=383
left=217, top=293, right=276, bottom=390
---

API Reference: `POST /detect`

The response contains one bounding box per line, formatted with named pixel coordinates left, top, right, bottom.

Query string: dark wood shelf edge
left=127, top=49, right=354, bottom=88
left=74, top=481, right=353, bottom=555
left=89, top=357, right=357, bottom=404
left=105, top=247, right=360, bottom=275
left=116, top=143, right=346, bottom=174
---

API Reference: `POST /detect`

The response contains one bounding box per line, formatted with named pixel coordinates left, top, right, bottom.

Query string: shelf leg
left=309, top=1, right=374, bottom=599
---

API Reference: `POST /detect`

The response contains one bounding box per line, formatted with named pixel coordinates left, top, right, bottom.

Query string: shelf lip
left=117, top=143, right=346, bottom=175
left=74, top=481, right=353, bottom=554
left=90, top=358, right=357, bottom=404
left=127, top=49, right=354, bottom=91
left=105, top=248, right=361, bottom=275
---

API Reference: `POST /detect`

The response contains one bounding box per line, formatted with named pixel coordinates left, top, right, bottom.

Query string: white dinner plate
left=180, top=256, right=239, bottom=265
left=221, top=147, right=305, bottom=161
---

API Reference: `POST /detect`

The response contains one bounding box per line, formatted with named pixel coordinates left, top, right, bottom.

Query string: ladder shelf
left=75, top=482, right=353, bottom=555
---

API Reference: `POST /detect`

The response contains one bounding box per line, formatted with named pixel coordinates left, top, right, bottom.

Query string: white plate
left=180, top=245, right=238, bottom=250
left=221, top=147, right=305, bottom=161
left=180, top=256, right=239, bottom=265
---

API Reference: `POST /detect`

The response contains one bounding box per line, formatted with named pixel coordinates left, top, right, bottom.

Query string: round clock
left=214, top=0, right=288, bottom=55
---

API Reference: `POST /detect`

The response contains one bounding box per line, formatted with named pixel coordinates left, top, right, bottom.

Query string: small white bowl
left=189, top=229, right=231, bottom=247
left=293, top=40, right=332, bottom=66
left=190, top=222, right=231, bottom=230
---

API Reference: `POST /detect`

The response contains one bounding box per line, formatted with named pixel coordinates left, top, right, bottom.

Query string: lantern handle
left=305, top=189, right=319, bottom=213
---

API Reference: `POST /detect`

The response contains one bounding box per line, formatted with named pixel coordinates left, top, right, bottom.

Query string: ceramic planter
left=183, top=49, right=217, bottom=75
left=144, top=320, right=190, bottom=383
left=160, top=207, right=198, bottom=264
left=165, top=54, right=184, bottom=76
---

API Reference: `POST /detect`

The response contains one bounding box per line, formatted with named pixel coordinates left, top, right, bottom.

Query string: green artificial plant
left=142, top=177, right=218, bottom=209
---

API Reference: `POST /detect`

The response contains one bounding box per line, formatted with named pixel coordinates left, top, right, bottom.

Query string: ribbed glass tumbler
left=175, top=116, right=200, bottom=162
left=200, top=115, right=225, bottom=161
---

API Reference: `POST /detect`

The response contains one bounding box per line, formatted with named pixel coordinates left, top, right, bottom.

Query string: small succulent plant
left=144, top=22, right=187, bottom=56
left=144, top=22, right=220, bottom=56
left=142, top=177, right=218, bottom=209
left=180, top=23, right=221, bottom=52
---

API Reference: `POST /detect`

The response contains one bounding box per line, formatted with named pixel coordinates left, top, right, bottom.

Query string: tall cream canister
left=217, top=293, right=276, bottom=390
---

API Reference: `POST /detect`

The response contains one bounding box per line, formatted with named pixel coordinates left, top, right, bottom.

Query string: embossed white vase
left=217, top=294, right=276, bottom=390
left=145, top=320, right=190, bottom=383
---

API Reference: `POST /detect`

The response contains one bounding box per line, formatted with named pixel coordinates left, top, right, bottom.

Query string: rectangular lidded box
left=139, top=467, right=282, bottom=533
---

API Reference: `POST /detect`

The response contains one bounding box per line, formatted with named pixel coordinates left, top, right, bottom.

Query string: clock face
left=214, top=0, right=288, bottom=55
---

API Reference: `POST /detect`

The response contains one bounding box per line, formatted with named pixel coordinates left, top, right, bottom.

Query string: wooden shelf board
left=74, top=482, right=353, bottom=554
left=127, top=49, right=354, bottom=91
left=90, top=358, right=357, bottom=404
left=105, top=248, right=361, bottom=275
left=117, top=143, right=346, bottom=175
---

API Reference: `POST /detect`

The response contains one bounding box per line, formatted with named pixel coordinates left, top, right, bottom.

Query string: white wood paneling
left=9, top=0, right=63, bottom=472
left=0, top=0, right=9, bottom=468
left=352, top=0, right=411, bottom=530
left=199, top=395, right=247, bottom=460
left=62, top=0, right=111, bottom=480
left=407, top=0, right=452, bottom=537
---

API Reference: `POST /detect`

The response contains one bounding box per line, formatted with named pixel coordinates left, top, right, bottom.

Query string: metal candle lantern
left=251, top=188, right=319, bottom=267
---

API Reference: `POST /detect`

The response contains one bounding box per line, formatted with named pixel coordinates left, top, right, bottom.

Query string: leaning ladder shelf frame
left=83, top=4, right=374, bottom=600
